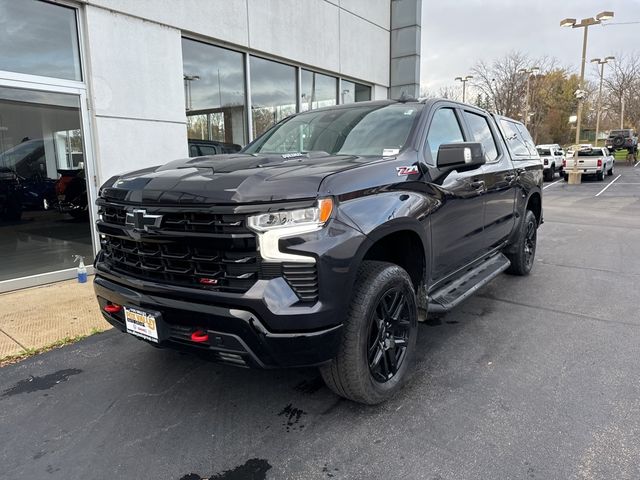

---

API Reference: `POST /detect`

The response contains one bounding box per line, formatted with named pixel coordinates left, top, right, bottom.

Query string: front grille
left=98, top=204, right=258, bottom=293
left=282, top=263, right=319, bottom=303
left=97, top=204, right=320, bottom=302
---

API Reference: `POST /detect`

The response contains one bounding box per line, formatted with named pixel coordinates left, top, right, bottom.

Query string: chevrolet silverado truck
left=94, top=99, right=543, bottom=404
left=562, top=146, right=614, bottom=181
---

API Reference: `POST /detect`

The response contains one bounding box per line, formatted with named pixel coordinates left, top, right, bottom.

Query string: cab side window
left=426, top=108, right=464, bottom=163
left=500, top=119, right=529, bottom=157
left=463, top=111, right=499, bottom=162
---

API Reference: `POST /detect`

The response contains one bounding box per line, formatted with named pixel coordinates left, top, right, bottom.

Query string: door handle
left=470, top=180, right=485, bottom=190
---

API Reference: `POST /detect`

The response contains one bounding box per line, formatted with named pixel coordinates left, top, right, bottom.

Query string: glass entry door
left=0, top=86, right=93, bottom=281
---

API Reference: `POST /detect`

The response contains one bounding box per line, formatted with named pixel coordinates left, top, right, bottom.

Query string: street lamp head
left=465, top=75, right=474, bottom=80
left=596, top=11, right=614, bottom=21
left=531, top=66, right=540, bottom=75
left=560, top=17, right=576, bottom=27
left=590, top=58, right=601, bottom=64
left=454, top=77, right=463, bottom=82
left=605, top=56, right=616, bottom=62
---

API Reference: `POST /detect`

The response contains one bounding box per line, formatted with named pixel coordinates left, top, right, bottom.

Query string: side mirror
left=437, top=142, right=485, bottom=171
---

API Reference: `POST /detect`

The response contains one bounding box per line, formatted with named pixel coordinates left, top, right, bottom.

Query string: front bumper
left=94, top=271, right=345, bottom=369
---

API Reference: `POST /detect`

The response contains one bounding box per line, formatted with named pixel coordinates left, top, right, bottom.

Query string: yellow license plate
left=124, top=307, right=158, bottom=343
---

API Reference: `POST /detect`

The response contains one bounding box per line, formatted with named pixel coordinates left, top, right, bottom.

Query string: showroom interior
left=0, top=0, right=421, bottom=292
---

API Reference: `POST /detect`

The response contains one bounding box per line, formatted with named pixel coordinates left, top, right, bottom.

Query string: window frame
left=460, top=108, right=502, bottom=164
left=421, top=105, right=468, bottom=166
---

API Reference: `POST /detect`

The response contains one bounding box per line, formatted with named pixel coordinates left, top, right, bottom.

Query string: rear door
left=461, top=109, right=517, bottom=253
left=423, top=105, right=487, bottom=282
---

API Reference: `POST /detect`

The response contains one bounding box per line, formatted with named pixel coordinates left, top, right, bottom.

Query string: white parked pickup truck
left=562, top=147, right=615, bottom=181
left=536, top=144, right=564, bottom=181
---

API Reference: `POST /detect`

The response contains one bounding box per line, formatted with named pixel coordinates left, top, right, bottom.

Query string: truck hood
left=100, top=152, right=377, bottom=205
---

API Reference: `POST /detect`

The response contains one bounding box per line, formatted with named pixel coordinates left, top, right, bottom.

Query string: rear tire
left=320, top=261, right=418, bottom=405
left=608, top=164, right=614, bottom=176
left=597, top=169, right=604, bottom=181
left=563, top=173, right=568, bottom=182
left=543, top=166, right=554, bottom=182
left=505, top=210, right=537, bottom=276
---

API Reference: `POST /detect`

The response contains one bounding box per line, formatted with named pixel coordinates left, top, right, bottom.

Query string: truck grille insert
left=97, top=205, right=258, bottom=293
left=282, top=263, right=319, bottom=303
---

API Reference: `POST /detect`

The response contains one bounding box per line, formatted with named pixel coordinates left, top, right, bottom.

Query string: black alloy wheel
left=367, top=288, right=411, bottom=383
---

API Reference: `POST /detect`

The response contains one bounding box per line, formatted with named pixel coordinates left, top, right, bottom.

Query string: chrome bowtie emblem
left=125, top=209, right=163, bottom=231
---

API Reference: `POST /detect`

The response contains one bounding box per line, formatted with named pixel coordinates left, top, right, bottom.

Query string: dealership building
left=0, top=0, right=421, bottom=292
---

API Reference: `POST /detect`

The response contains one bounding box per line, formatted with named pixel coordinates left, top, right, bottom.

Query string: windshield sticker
left=281, top=152, right=304, bottom=159
left=396, top=165, right=419, bottom=176
left=383, top=148, right=400, bottom=157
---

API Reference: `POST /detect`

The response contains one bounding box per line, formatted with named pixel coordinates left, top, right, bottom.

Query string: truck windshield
left=244, top=104, right=422, bottom=157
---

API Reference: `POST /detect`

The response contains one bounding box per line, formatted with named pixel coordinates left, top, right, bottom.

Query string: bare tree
left=602, top=52, right=640, bottom=131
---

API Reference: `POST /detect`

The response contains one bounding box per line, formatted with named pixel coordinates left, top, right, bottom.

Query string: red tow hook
left=191, top=330, right=209, bottom=343
left=104, top=304, right=122, bottom=314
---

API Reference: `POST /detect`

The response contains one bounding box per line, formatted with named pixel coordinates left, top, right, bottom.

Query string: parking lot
left=1, top=164, right=639, bottom=480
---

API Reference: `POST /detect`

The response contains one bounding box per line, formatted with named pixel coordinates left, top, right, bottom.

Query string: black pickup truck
left=94, top=99, right=542, bottom=404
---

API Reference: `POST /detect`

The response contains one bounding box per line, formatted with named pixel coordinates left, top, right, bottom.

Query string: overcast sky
left=420, top=0, right=640, bottom=95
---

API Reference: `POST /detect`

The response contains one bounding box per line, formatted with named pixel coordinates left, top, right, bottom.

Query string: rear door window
left=463, top=111, right=499, bottom=162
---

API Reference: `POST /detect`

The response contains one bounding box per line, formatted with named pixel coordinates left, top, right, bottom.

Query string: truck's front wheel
left=320, top=261, right=418, bottom=405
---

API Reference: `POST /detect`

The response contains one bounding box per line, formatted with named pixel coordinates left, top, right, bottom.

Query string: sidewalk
left=0, top=278, right=111, bottom=361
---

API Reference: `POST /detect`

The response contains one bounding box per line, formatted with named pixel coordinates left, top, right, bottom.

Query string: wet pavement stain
left=179, top=459, right=271, bottom=480
left=278, top=403, right=307, bottom=432
left=1, top=369, right=82, bottom=398
left=294, top=376, right=325, bottom=394
left=322, top=463, right=340, bottom=478
left=424, top=316, right=443, bottom=326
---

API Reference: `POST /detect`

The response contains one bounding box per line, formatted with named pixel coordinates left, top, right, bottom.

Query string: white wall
left=82, top=0, right=390, bottom=88
left=83, top=5, right=188, bottom=182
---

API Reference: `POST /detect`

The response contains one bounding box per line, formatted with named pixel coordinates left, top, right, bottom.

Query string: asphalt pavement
left=1, top=163, right=639, bottom=480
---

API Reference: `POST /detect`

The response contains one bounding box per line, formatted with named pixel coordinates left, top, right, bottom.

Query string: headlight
left=247, top=198, right=333, bottom=232
left=247, top=198, right=333, bottom=263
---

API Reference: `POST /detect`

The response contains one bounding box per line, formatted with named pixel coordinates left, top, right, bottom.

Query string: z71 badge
left=396, top=165, right=420, bottom=176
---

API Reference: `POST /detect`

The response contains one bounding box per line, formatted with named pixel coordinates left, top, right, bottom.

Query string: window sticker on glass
left=383, top=148, right=400, bottom=156
left=403, top=109, right=415, bottom=116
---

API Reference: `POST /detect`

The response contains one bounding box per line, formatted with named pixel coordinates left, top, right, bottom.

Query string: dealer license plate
left=124, top=307, right=159, bottom=343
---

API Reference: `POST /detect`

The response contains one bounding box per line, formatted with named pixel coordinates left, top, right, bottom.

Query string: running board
left=427, top=253, right=511, bottom=313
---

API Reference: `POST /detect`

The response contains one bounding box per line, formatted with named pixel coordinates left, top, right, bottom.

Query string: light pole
left=560, top=11, right=614, bottom=146
left=183, top=74, right=200, bottom=111
left=518, top=67, right=540, bottom=127
left=590, top=56, right=615, bottom=146
left=454, top=75, right=473, bottom=103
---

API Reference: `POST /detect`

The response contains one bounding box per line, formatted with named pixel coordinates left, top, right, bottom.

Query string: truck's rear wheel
left=320, top=261, right=418, bottom=405
left=505, top=210, right=537, bottom=276
left=543, top=166, right=554, bottom=182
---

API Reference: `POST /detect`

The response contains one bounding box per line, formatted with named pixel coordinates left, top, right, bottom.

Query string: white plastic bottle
left=74, top=255, right=87, bottom=283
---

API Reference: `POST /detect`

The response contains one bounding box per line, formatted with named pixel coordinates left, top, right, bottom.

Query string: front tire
left=320, top=261, right=418, bottom=405
left=505, top=210, right=537, bottom=276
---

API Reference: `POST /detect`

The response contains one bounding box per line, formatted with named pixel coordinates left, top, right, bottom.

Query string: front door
left=460, top=109, right=516, bottom=252
left=424, top=106, right=486, bottom=283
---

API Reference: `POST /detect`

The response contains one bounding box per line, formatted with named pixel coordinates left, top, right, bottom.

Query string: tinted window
left=500, top=119, right=529, bottom=157
left=0, top=0, right=81, bottom=80
left=250, top=56, right=296, bottom=138
left=426, top=108, right=464, bottom=162
left=463, top=111, right=498, bottom=162
left=182, top=38, right=247, bottom=146
left=301, top=70, right=337, bottom=111
left=578, top=149, right=605, bottom=157
left=245, top=104, right=421, bottom=157
left=341, top=80, right=371, bottom=104
left=515, top=124, right=536, bottom=154
left=537, top=148, right=551, bottom=156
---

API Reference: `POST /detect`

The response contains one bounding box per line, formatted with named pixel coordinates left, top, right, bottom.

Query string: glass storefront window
left=0, top=86, right=92, bottom=281
left=181, top=38, right=246, bottom=150
left=250, top=56, right=297, bottom=138
left=300, top=70, right=337, bottom=112
left=0, top=0, right=81, bottom=81
left=340, top=80, right=372, bottom=104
